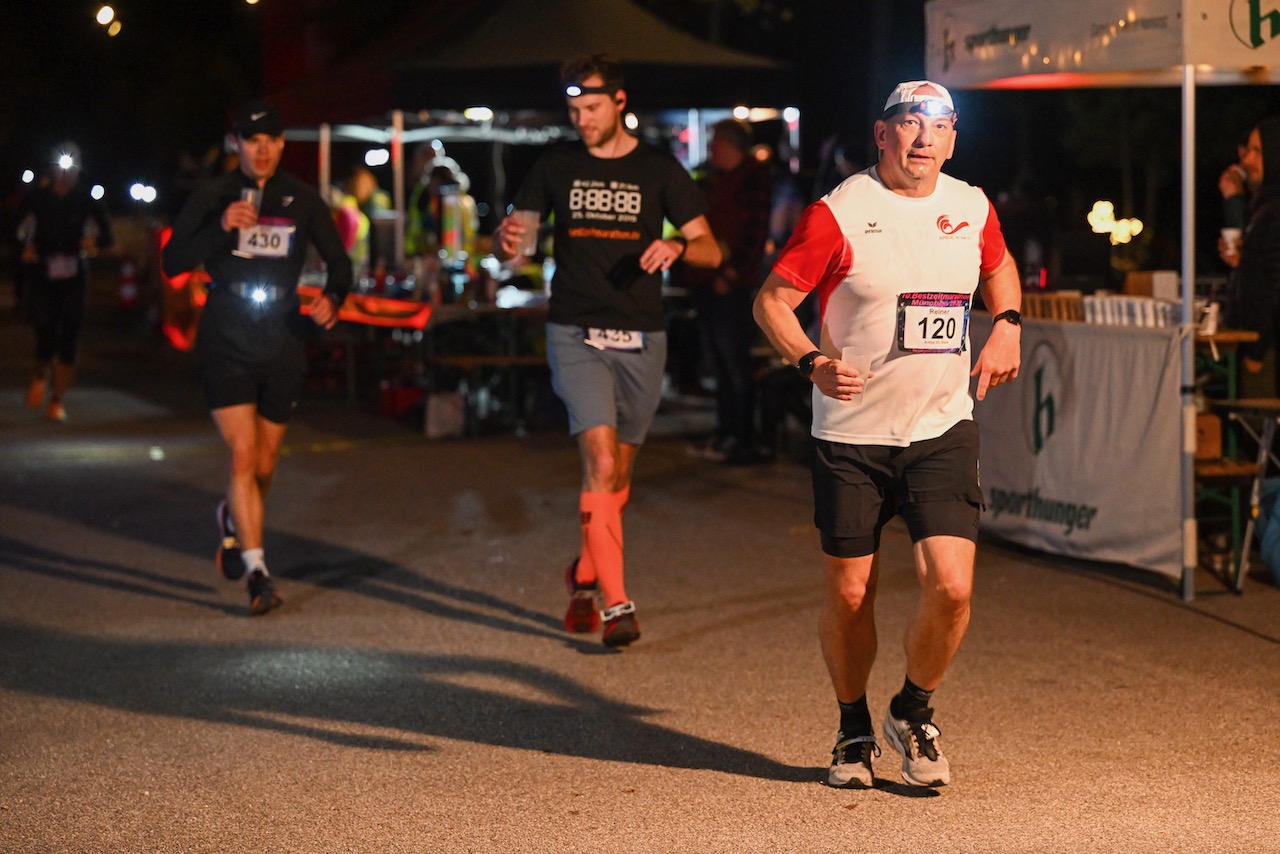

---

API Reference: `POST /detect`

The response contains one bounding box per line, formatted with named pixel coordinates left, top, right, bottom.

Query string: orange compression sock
left=580, top=491, right=626, bottom=606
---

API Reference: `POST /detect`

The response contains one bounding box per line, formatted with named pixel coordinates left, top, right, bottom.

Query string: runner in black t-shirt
left=162, top=99, right=352, bottom=616
left=495, top=53, right=722, bottom=647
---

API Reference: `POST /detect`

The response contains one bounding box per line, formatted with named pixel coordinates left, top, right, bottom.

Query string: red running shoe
left=601, top=601, right=640, bottom=648
left=563, top=558, right=600, bottom=633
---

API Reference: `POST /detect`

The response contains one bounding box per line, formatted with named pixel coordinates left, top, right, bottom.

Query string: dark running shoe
left=215, top=501, right=246, bottom=581
left=601, top=600, right=640, bottom=648
left=247, top=570, right=282, bottom=616
left=882, top=706, right=950, bottom=787
left=563, top=558, right=600, bottom=633
left=826, top=732, right=879, bottom=789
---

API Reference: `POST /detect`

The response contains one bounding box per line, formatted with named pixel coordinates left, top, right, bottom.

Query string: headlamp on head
left=565, top=83, right=618, bottom=98
left=882, top=99, right=956, bottom=122
left=881, top=80, right=957, bottom=123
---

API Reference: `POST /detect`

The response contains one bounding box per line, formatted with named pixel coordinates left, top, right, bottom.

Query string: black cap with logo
left=233, top=99, right=285, bottom=138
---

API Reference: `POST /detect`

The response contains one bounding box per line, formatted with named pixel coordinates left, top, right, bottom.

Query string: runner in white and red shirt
left=754, top=80, right=1022, bottom=789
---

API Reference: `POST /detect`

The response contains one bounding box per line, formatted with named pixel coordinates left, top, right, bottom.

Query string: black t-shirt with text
left=513, top=140, right=706, bottom=331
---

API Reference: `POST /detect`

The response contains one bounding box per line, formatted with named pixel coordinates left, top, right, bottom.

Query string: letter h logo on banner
left=1033, top=366, right=1055, bottom=454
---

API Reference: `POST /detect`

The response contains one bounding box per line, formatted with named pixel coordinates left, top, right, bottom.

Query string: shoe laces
left=833, top=734, right=880, bottom=764
left=901, top=710, right=942, bottom=762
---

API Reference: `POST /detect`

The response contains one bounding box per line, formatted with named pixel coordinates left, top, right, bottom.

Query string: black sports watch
left=992, top=309, right=1022, bottom=326
left=796, top=349, right=823, bottom=378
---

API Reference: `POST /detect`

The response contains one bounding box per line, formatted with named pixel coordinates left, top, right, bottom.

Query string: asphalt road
left=1, top=302, right=1278, bottom=853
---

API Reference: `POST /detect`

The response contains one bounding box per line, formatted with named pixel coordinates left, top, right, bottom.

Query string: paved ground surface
left=1, top=292, right=1279, bottom=853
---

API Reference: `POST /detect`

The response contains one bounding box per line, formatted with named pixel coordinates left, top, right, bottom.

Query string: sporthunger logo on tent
left=1232, top=0, right=1280, bottom=49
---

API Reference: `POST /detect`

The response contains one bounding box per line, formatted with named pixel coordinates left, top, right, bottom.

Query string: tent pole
left=319, top=123, right=331, bottom=203
left=392, top=110, right=405, bottom=272
left=1180, top=64, right=1197, bottom=602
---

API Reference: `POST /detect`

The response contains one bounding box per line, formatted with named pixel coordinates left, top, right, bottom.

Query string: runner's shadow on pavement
left=284, top=555, right=608, bottom=654
left=0, top=622, right=815, bottom=783
left=0, top=534, right=236, bottom=615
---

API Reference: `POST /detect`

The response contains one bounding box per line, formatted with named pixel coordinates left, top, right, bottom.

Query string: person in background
left=162, top=99, right=352, bottom=616
left=18, top=142, right=114, bottom=422
left=493, top=53, right=721, bottom=647
left=344, top=167, right=391, bottom=278
left=754, top=81, right=1021, bottom=788
left=406, top=159, right=480, bottom=276
left=1219, top=129, right=1255, bottom=245
left=1224, top=116, right=1280, bottom=393
left=685, top=119, right=772, bottom=465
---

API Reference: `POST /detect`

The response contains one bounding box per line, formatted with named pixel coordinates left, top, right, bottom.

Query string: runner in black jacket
left=162, top=99, right=351, bottom=616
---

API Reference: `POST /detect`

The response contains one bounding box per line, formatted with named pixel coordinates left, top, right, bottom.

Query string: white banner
left=971, top=314, right=1182, bottom=578
left=926, top=0, right=1280, bottom=87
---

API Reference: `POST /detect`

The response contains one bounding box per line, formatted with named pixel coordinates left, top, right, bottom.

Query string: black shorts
left=199, top=356, right=304, bottom=425
left=810, top=420, right=983, bottom=558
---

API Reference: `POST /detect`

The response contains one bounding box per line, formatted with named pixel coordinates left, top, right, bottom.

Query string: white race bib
left=585, top=327, right=645, bottom=351
left=235, top=218, right=296, bottom=259
left=897, top=292, right=969, bottom=354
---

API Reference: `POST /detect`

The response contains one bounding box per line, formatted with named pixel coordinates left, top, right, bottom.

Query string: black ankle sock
left=838, top=695, right=873, bottom=737
left=890, top=677, right=934, bottom=718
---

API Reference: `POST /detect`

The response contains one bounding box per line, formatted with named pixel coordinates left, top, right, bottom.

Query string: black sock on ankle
left=838, top=695, right=873, bottom=737
left=890, top=677, right=934, bottom=718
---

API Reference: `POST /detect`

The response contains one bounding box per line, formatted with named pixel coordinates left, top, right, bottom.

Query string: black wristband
left=670, top=236, right=687, bottom=257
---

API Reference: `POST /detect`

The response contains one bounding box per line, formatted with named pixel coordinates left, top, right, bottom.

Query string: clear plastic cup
left=842, top=348, right=872, bottom=406
left=513, top=209, right=540, bottom=256
left=1221, top=227, right=1242, bottom=257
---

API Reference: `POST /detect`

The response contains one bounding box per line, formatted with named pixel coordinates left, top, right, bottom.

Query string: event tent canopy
left=925, top=0, right=1280, bottom=601
left=393, top=0, right=796, bottom=111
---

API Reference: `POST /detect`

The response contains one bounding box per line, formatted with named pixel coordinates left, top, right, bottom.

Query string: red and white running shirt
left=772, top=166, right=1007, bottom=446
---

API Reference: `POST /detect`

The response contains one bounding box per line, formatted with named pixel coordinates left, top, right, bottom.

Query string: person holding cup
left=753, top=81, right=1021, bottom=788
left=1224, top=116, right=1280, bottom=387
left=162, top=99, right=352, bottom=616
left=495, top=53, right=721, bottom=648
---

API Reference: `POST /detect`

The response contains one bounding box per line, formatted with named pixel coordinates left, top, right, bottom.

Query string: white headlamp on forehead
left=883, top=99, right=956, bottom=121
left=565, top=83, right=619, bottom=98
left=881, top=80, right=957, bottom=122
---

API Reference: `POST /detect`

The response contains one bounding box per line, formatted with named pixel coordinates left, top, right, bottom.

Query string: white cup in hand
left=512, top=210, right=539, bottom=256
left=842, top=347, right=872, bottom=406
left=1221, top=227, right=1242, bottom=257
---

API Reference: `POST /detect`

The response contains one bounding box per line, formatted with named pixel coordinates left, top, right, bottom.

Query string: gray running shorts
left=545, top=321, right=667, bottom=445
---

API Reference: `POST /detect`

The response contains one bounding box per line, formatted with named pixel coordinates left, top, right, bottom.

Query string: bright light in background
left=463, top=106, right=494, bottom=123
left=624, top=113, right=639, bottom=131
left=245, top=0, right=260, bottom=5
left=57, top=153, right=75, bottom=170
left=732, top=105, right=750, bottom=120
left=96, top=5, right=115, bottom=25
left=91, top=184, right=105, bottom=200
left=783, top=106, right=801, bottom=126
left=21, top=170, right=34, bottom=184
left=364, top=148, right=390, bottom=167
left=130, top=183, right=157, bottom=204
left=108, top=20, right=121, bottom=36
left=1088, top=200, right=1143, bottom=245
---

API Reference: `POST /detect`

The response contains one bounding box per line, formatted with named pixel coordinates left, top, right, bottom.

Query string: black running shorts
left=810, top=420, right=983, bottom=558
left=199, top=355, right=304, bottom=425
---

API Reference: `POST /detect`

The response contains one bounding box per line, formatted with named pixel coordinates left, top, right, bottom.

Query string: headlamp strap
left=565, top=84, right=618, bottom=98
